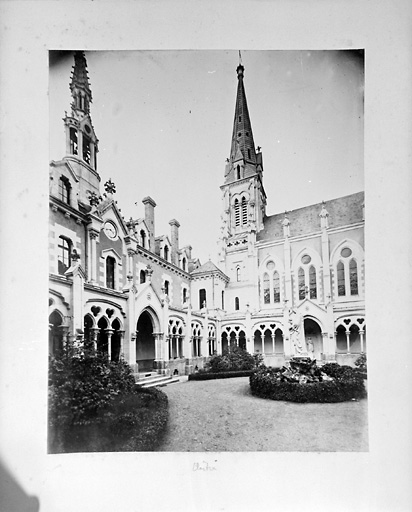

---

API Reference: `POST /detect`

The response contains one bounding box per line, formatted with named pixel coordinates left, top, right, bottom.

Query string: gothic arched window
left=349, top=259, right=358, bottom=295
left=199, top=289, right=206, bottom=309
left=298, top=267, right=306, bottom=300
left=236, top=267, right=241, bottom=282
left=236, top=165, right=241, bottom=180
left=164, top=245, right=169, bottom=261
left=82, top=134, right=91, bottom=164
left=140, top=230, right=146, bottom=248
left=106, top=256, right=115, bottom=289
left=309, top=265, right=317, bottom=299
left=235, top=297, right=240, bottom=311
left=164, top=280, right=169, bottom=296
left=182, top=258, right=186, bottom=272
left=234, top=199, right=240, bottom=226
left=337, top=261, right=345, bottom=296
left=273, top=271, right=280, bottom=303
left=263, top=273, right=270, bottom=304
left=241, top=197, right=248, bottom=225
left=69, top=128, right=78, bottom=155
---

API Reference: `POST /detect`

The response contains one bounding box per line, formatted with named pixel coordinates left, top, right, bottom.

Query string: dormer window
left=182, top=257, right=186, bottom=272
left=236, top=165, right=241, bottom=180
left=59, top=176, right=71, bottom=205
left=140, top=270, right=146, bottom=284
left=164, top=245, right=169, bottom=261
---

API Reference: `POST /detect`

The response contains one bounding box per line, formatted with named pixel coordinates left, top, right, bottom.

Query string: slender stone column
left=106, top=329, right=114, bottom=361
left=90, top=327, right=100, bottom=353
left=359, top=330, right=365, bottom=353
left=345, top=331, right=351, bottom=354
left=271, top=333, right=275, bottom=354
left=260, top=333, right=265, bottom=354
left=118, top=330, right=125, bottom=359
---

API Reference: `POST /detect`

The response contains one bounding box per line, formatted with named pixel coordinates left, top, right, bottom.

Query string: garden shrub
left=189, top=369, right=258, bottom=381
left=249, top=359, right=367, bottom=403
left=48, top=344, right=168, bottom=453
left=354, top=353, right=367, bottom=379
left=205, top=345, right=261, bottom=373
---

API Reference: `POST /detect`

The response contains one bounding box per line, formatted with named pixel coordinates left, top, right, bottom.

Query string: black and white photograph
left=1, top=1, right=412, bottom=511
left=48, top=49, right=366, bottom=454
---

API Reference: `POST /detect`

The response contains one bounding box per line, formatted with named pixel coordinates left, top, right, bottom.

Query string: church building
left=49, top=51, right=365, bottom=379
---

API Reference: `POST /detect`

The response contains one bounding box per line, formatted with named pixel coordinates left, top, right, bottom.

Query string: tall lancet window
left=83, top=134, right=91, bottom=164
left=349, top=259, right=358, bottom=295
left=69, top=128, right=78, bottom=155
left=309, top=265, right=317, bottom=299
left=337, top=261, right=345, bottom=296
left=234, top=199, right=240, bottom=226
left=298, top=268, right=306, bottom=300
left=263, top=273, right=270, bottom=304
left=241, top=197, right=248, bottom=225
left=236, top=165, right=241, bottom=180
left=273, top=271, right=280, bottom=303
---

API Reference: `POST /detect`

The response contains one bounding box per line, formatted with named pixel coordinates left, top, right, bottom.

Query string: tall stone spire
left=224, top=58, right=258, bottom=184
left=63, top=51, right=99, bottom=173
left=70, top=51, right=93, bottom=115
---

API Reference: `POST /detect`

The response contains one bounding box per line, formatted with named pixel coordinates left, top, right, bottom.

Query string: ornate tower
left=219, top=59, right=267, bottom=264
left=63, top=51, right=100, bottom=202
left=218, top=57, right=266, bottom=312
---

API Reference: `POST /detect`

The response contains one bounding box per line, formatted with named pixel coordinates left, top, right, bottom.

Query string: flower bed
left=249, top=358, right=367, bottom=403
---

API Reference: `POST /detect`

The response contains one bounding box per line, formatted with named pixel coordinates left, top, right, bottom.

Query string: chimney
left=142, top=196, right=156, bottom=250
left=169, top=219, right=180, bottom=266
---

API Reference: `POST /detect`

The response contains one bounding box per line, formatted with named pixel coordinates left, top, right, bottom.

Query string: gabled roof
left=257, top=191, right=364, bottom=242
left=96, top=196, right=129, bottom=236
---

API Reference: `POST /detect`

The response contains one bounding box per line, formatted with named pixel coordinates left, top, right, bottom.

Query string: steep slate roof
left=70, top=51, right=92, bottom=99
left=224, top=64, right=258, bottom=184
left=257, top=191, right=364, bottom=242
left=190, top=260, right=229, bottom=281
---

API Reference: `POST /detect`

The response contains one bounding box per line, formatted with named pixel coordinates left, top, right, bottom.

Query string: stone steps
left=134, top=372, right=182, bottom=388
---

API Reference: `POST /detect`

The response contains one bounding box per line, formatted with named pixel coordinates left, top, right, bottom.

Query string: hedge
left=249, top=363, right=367, bottom=403
left=189, top=369, right=258, bottom=381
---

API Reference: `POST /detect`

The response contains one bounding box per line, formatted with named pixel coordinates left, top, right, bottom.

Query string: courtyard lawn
left=158, top=376, right=368, bottom=452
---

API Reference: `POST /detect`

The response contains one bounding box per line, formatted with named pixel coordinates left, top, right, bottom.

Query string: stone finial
left=104, top=178, right=116, bottom=195
left=319, top=201, right=329, bottom=229
left=88, top=191, right=100, bottom=207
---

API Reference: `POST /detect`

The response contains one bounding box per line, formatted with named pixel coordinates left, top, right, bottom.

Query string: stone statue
left=306, top=337, right=315, bottom=359
left=289, top=309, right=307, bottom=356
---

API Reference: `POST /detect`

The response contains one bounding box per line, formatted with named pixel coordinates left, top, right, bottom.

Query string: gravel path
left=158, top=377, right=368, bottom=452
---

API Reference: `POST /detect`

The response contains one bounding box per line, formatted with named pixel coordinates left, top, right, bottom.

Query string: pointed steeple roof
left=70, top=51, right=92, bottom=96
left=229, top=62, right=257, bottom=166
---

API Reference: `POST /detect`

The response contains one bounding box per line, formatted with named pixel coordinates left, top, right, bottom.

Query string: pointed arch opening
left=136, top=310, right=156, bottom=372
left=49, top=310, right=64, bottom=356
left=304, top=318, right=323, bottom=360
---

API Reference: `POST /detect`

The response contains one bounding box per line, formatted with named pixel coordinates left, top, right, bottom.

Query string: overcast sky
left=49, top=50, right=364, bottom=264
